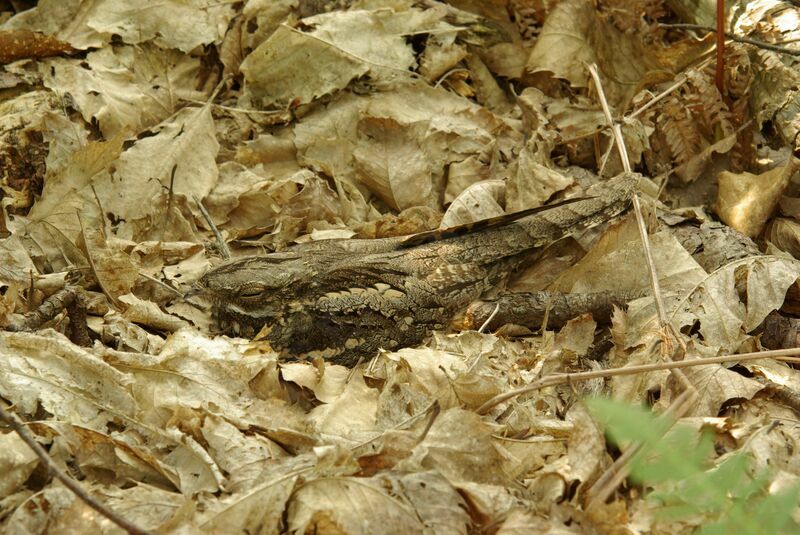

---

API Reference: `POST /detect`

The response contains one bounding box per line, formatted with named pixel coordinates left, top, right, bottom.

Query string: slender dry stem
left=0, top=404, right=154, bottom=535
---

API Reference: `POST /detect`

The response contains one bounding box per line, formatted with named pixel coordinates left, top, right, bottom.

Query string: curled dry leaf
left=716, top=157, right=800, bottom=238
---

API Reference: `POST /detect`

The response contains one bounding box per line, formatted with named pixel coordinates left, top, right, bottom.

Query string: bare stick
left=661, top=23, right=800, bottom=57
left=476, top=347, right=800, bottom=415
left=161, top=164, right=177, bottom=241
left=193, top=195, right=230, bottom=260
left=0, top=404, right=154, bottom=535
left=715, top=0, right=726, bottom=94
left=434, top=68, right=470, bottom=89
left=477, top=303, right=500, bottom=334
left=587, top=67, right=696, bottom=505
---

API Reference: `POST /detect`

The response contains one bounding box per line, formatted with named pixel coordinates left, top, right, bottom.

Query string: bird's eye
left=238, top=284, right=265, bottom=298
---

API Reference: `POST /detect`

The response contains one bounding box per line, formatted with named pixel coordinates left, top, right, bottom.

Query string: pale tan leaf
left=716, top=157, right=800, bottom=237
left=526, top=0, right=707, bottom=107
left=201, top=416, right=289, bottom=492
left=41, top=111, right=89, bottom=176
left=674, top=130, right=737, bottom=183
left=419, top=31, right=467, bottom=81
left=28, top=135, right=124, bottom=241
left=287, top=476, right=425, bottom=534
left=118, top=293, right=189, bottom=332
left=441, top=179, right=505, bottom=227
left=671, top=256, right=800, bottom=352
left=242, top=8, right=446, bottom=107
left=97, top=484, right=187, bottom=532
left=507, top=159, right=574, bottom=213
left=3, top=487, right=83, bottom=534
left=397, top=408, right=508, bottom=484
left=200, top=474, right=297, bottom=533
left=353, top=117, right=435, bottom=210
left=0, top=432, right=39, bottom=499
left=280, top=362, right=321, bottom=392
left=393, top=471, right=471, bottom=532
left=118, top=330, right=274, bottom=426
left=743, top=256, right=800, bottom=330
left=554, top=315, right=596, bottom=358
left=85, top=0, right=235, bottom=52
left=81, top=217, right=139, bottom=300
left=241, top=25, right=368, bottom=108
left=0, top=236, right=38, bottom=285
left=497, top=509, right=568, bottom=534
left=309, top=372, right=379, bottom=440
left=565, top=403, right=606, bottom=486
left=744, top=358, right=800, bottom=393
left=765, top=217, right=800, bottom=259
left=0, top=331, right=136, bottom=424
left=97, top=105, right=219, bottom=236
left=385, top=348, right=464, bottom=409
left=41, top=44, right=203, bottom=138
left=444, top=155, right=492, bottom=204
left=682, top=364, right=764, bottom=417
left=296, top=85, right=519, bottom=210
left=550, top=221, right=706, bottom=294
left=45, top=422, right=177, bottom=490
left=455, top=482, right=537, bottom=524
left=3, top=0, right=106, bottom=49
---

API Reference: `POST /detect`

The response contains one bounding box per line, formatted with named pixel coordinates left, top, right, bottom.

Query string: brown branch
left=661, top=23, right=800, bottom=57
left=4, top=286, right=91, bottom=346
left=0, top=404, right=154, bottom=535
left=194, top=194, right=230, bottom=260
left=715, top=0, right=725, bottom=93
left=476, top=348, right=800, bottom=415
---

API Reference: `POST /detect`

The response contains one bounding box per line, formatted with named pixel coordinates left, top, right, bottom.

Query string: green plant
left=587, top=398, right=800, bottom=534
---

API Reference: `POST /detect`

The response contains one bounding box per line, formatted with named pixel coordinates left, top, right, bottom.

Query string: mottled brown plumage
left=197, top=173, right=639, bottom=365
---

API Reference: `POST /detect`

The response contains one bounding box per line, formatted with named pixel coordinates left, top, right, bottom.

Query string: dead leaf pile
left=1, top=0, right=800, bottom=533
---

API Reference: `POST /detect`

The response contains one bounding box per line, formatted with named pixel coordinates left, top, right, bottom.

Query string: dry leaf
left=0, top=432, right=39, bottom=499
left=526, top=0, right=707, bottom=107
left=41, top=45, right=203, bottom=138
left=716, top=157, right=800, bottom=237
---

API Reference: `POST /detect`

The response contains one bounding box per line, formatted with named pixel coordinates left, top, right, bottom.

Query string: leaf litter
left=1, top=0, right=800, bottom=533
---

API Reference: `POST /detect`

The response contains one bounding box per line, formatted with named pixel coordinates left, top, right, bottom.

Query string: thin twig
left=434, top=68, right=469, bottom=89
left=588, top=65, right=672, bottom=333
left=193, top=195, right=230, bottom=260
left=351, top=400, right=440, bottom=450
left=661, top=23, right=800, bottom=56
left=76, top=211, right=120, bottom=309
left=0, top=404, right=154, bottom=535
left=477, top=303, right=500, bottom=334
left=476, top=348, right=800, bottom=415
left=137, top=272, right=184, bottom=298
left=179, top=98, right=288, bottom=115
left=627, top=75, right=688, bottom=120
left=715, top=0, right=726, bottom=93
left=161, top=164, right=178, bottom=241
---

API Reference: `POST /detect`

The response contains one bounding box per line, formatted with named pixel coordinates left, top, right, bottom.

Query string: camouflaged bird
left=196, top=173, right=639, bottom=366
